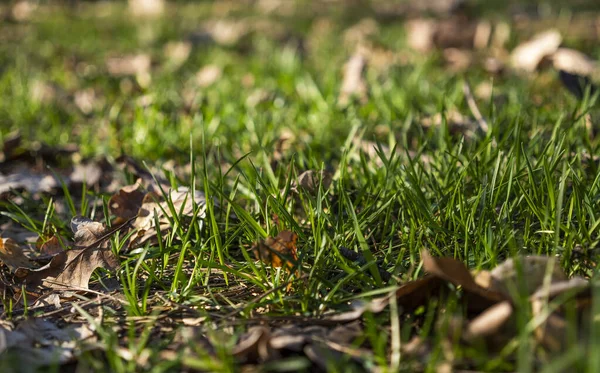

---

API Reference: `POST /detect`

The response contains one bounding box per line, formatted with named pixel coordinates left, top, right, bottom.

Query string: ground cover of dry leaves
left=2, top=0, right=600, bottom=371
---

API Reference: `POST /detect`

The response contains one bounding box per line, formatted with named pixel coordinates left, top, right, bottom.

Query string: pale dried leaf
left=164, top=41, right=192, bottom=68
left=16, top=245, right=118, bottom=290
left=406, top=19, right=437, bottom=52
left=0, top=237, right=35, bottom=272
left=510, top=29, right=562, bottom=72
left=338, top=53, right=367, bottom=106
left=196, top=65, right=223, bottom=87
left=552, top=48, right=598, bottom=76
left=129, top=0, right=164, bottom=17
left=489, top=255, right=567, bottom=298
left=71, top=216, right=106, bottom=247
left=464, top=301, right=513, bottom=341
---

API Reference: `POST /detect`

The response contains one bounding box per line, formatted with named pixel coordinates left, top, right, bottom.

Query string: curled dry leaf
left=232, top=326, right=273, bottom=362
left=252, top=230, right=298, bottom=271
left=0, top=237, right=36, bottom=272
left=552, top=48, right=598, bottom=76
left=36, top=235, right=67, bottom=256
left=421, top=250, right=506, bottom=310
left=338, top=52, right=367, bottom=106
left=464, top=300, right=513, bottom=343
left=109, top=179, right=146, bottom=221
left=488, top=255, right=567, bottom=299
left=130, top=187, right=207, bottom=248
left=510, top=29, right=562, bottom=72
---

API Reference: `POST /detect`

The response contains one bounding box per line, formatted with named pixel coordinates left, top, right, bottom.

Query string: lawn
left=1, top=0, right=600, bottom=371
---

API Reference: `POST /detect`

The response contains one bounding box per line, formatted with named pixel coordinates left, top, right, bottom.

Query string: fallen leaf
left=130, top=187, right=207, bottom=248
left=232, top=326, right=273, bottom=363
left=530, top=277, right=589, bottom=353
left=16, top=217, right=117, bottom=290
left=196, top=65, right=223, bottom=87
left=36, top=235, right=67, bottom=256
left=163, top=41, right=191, bottom=69
left=293, top=170, right=333, bottom=194
left=338, top=52, right=367, bottom=106
left=109, top=180, right=146, bottom=221
left=552, top=48, right=598, bottom=76
left=252, top=230, right=298, bottom=270
left=510, top=29, right=562, bottom=72
left=489, top=255, right=567, bottom=299
left=464, top=300, right=513, bottom=342
left=128, top=0, right=164, bottom=17
left=16, top=245, right=118, bottom=290
left=0, top=237, right=36, bottom=272
left=421, top=250, right=505, bottom=310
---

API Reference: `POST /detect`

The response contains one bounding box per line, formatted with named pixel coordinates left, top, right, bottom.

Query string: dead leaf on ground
left=552, top=48, right=598, bottom=76
left=0, top=318, right=94, bottom=368
left=190, top=20, right=249, bottom=47
left=109, top=179, right=146, bottom=221
left=406, top=17, right=481, bottom=53
left=130, top=187, right=207, bottom=248
left=343, top=18, right=379, bottom=48
left=163, top=41, right=191, bottom=69
left=128, top=0, right=164, bottom=17
left=0, top=237, right=36, bottom=272
left=488, top=255, right=567, bottom=299
left=559, top=70, right=598, bottom=100
left=421, top=250, right=506, bottom=310
left=196, top=65, right=223, bottom=87
left=463, top=300, right=513, bottom=343
left=510, top=29, right=562, bottom=72
left=15, top=217, right=117, bottom=290
left=338, top=52, right=367, bottom=106
left=36, top=234, right=67, bottom=256
left=252, top=230, right=298, bottom=271
left=292, top=170, right=333, bottom=195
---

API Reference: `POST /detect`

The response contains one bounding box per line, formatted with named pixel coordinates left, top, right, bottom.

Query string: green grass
left=2, top=0, right=600, bottom=372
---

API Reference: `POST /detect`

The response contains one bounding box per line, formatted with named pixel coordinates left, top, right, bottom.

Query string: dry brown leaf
left=343, top=18, right=379, bottom=47
left=15, top=217, right=117, bottom=290
left=530, top=278, right=589, bottom=353
left=16, top=245, right=118, bottom=290
left=36, top=235, right=66, bottom=256
left=0, top=319, right=94, bottom=367
left=232, top=326, right=273, bottom=362
left=293, top=170, right=333, bottom=194
left=510, top=29, right=562, bottom=72
left=421, top=250, right=505, bottom=310
left=109, top=180, right=146, bottom=221
left=252, top=230, right=298, bottom=270
left=0, top=237, right=36, bottom=272
left=130, top=187, right=207, bottom=248
left=338, top=53, right=367, bottom=106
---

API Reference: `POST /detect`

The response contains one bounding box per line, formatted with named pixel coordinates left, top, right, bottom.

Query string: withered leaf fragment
left=15, top=216, right=118, bottom=290
left=0, top=237, right=36, bottom=272
left=252, top=230, right=298, bottom=271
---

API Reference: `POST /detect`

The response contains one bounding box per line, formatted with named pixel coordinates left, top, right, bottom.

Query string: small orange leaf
left=252, top=230, right=298, bottom=270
